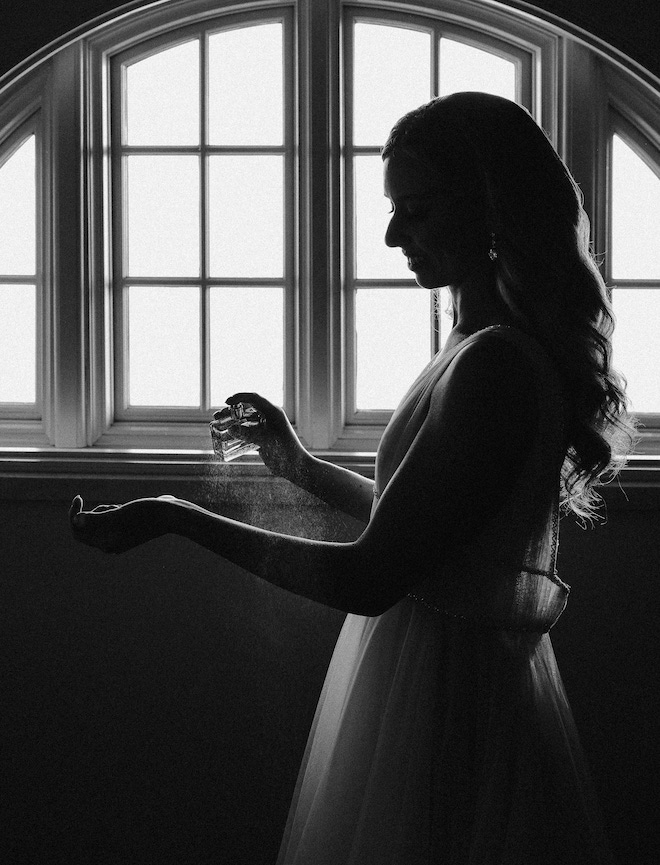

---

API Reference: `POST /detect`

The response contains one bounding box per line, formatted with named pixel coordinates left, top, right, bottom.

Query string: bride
left=71, top=92, right=635, bottom=864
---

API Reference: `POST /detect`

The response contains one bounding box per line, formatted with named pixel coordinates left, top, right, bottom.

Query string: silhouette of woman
left=71, top=93, right=636, bottom=864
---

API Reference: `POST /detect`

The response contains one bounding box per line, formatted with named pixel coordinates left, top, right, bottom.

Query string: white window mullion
left=48, top=44, right=89, bottom=447
left=296, top=0, right=341, bottom=450
left=282, top=11, right=297, bottom=435
left=200, top=30, right=209, bottom=412
left=85, top=37, right=114, bottom=445
left=560, top=39, right=604, bottom=244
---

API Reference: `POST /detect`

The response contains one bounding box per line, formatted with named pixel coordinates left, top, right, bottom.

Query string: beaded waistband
left=406, top=582, right=565, bottom=634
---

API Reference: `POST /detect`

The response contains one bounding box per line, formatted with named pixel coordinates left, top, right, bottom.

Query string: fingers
left=226, top=391, right=262, bottom=405
left=69, top=495, right=84, bottom=527
left=67, top=499, right=148, bottom=554
left=69, top=497, right=121, bottom=534
left=225, top=392, right=273, bottom=417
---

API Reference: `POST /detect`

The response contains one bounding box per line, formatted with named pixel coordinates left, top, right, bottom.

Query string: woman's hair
left=382, top=92, right=638, bottom=522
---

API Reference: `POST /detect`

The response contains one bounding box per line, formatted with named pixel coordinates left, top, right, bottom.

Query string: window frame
left=0, top=0, right=658, bottom=480
left=109, top=10, right=296, bottom=428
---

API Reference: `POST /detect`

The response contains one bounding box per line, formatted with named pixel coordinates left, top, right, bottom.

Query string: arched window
left=0, top=0, right=659, bottom=471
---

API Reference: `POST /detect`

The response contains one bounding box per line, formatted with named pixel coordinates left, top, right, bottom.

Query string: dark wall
left=1, top=481, right=353, bottom=865
left=1, top=480, right=659, bottom=864
left=1, top=0, right=660, bottom=85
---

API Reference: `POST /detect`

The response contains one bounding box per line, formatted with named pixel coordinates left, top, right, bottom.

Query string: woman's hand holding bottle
left=220, top=392, right=308, bottom=481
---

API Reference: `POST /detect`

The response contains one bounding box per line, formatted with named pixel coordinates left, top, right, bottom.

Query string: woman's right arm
left=288, top=451, right=375, bottom=525
left=224, top=392, right=375, bottom=525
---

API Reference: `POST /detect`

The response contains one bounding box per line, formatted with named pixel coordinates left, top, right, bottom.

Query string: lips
left=403, top=251, right=426, bottom=270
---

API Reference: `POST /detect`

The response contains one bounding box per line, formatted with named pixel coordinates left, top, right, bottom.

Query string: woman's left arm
left=70, top=494, right=370, bottom=613
left=70, top=335, right=538, bottom=617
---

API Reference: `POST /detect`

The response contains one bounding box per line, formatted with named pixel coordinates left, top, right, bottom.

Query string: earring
left=488, top=232, right=498, bottom=262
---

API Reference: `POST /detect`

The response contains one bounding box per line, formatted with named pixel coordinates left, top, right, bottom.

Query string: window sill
left=2, top=447, right=659, bottom=510
left=0, top=447, right=375, bottom=504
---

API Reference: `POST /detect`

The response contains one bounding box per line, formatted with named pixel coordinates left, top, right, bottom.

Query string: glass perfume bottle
left=209, top=402, right=264, bottom=462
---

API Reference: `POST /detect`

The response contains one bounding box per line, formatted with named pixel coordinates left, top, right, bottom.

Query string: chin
left=414, top=272, right=446, bottom=290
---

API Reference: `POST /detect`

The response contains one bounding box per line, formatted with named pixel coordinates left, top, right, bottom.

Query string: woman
left=71, top=93, right=635, bottom=863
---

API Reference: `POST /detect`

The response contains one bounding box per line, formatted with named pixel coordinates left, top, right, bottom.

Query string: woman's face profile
left=383, top=154, right=486, bottom=291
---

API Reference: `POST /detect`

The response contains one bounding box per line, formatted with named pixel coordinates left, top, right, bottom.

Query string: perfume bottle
left=209, top=402, right=264, bottom=462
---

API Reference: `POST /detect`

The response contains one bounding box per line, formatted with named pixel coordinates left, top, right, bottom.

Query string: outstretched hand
left=222, top=392, right=307, bottom=479
left=69, top=494, right=174, bottom=554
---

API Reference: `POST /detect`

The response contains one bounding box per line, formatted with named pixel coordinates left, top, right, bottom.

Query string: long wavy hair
left=382, top=92, right=638, bottom=521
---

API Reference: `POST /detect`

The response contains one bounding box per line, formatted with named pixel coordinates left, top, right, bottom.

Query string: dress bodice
left=373, top=325, right=569, bottom=633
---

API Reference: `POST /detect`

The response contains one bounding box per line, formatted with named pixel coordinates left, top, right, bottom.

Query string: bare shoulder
left=361, top=330, right=542, bottom=589
left=426, top=331, right=539, bottom=443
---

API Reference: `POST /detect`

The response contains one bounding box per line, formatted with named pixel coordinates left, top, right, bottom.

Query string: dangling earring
left=488, top=232, right=498, bottom=262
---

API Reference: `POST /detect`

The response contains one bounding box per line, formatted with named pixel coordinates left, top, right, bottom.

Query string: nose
left=384, top=211, right=405, bottom=249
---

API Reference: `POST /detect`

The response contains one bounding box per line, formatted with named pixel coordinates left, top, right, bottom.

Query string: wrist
left=287, top=447, right=313, bottom=485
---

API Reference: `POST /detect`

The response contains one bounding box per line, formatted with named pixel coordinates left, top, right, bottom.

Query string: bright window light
left=356, top=288, right=432, bottom=410
left=612, top=289, right=660, bottom=413
left=611, top=134, right=660, bottom=280
left=0, top=284, right=36, bottom=403
left=439, top=39, right=517, bottom=99
left=353, top=22, right=431, bottom=147
left=0, top=136, right=36, bottom=275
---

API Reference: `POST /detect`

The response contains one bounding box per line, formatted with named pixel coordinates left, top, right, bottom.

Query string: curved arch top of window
left=3, top=0, right=658, bottom=96
left=123, top=39, right=201, bottom=147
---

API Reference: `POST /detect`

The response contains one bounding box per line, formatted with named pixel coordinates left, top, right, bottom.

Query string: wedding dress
left=277, top=325, right=613, bottom=865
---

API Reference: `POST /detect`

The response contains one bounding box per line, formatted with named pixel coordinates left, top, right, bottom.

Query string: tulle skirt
left=276, top=596, right=613, bottom=865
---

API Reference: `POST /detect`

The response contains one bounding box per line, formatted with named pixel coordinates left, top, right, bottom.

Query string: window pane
left=127, top=285, right=200, bottom=406
left=125, top=40, right=199, bottom=146
left=437, top=286, right=453, bottom=349
left=355, top=154, right=409, bottom=280
left=355, top=288, right=432, bottom=410
left=210, top=286, right=284, bottom=406
left=439, top=39, right=517, bottom=99
left=0, top=284, right=36, bottom=403
left=126, top=155, right=199, bottom=277
left=612, top=288, right=660, bottom=413
left=0, top=136, right=35, bottom=275
left=611, top=135, right=660, bottom=280
left=208, top=155, right=283, bottom=278
left=353, top=23, right=431, bottom=147
left=208, top=23, right=283, bottom=146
